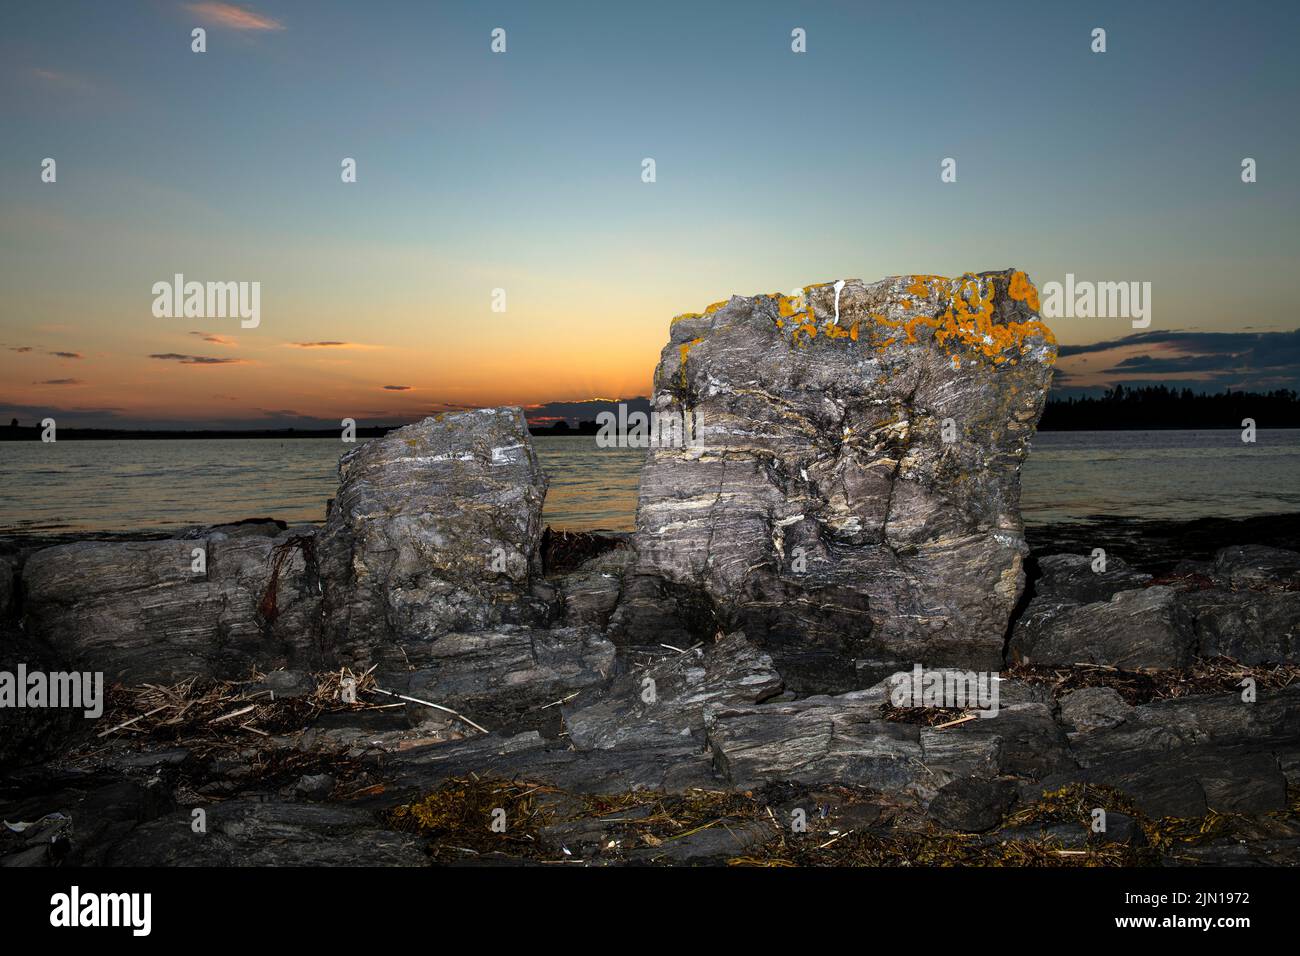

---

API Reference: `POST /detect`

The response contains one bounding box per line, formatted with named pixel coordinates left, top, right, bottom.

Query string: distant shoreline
left=1, top=424, right=1298, bottom=441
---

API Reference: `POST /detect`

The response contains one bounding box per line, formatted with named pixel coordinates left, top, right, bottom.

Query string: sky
left=2, top=0, right=1298, bottom=428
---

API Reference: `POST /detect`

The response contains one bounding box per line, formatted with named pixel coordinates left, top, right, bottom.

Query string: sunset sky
left=2, top=0, right=1298, bottom=428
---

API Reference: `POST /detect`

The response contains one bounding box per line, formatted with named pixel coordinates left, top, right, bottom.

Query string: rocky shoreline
left=2, top=270, right=1298, bottom=867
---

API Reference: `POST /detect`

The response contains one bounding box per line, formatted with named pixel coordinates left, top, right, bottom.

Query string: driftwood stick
left=97, top=705, right=168, bottom=738
left=210, top=704, right=257, bottom=725
left=934, top=713, right=979, bottom=731
left=368, top=686, right=489, bottom=735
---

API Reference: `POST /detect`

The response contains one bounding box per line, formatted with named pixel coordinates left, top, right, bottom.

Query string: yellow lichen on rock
left=1008, top=270, right=1041, bottom=313
left=865, top=272, right=1055, bottom=362
left=679, top=337, right=703, bottom=387
left=673, top=271, right=1055, bottom=366
left=906, top=275, right=946, bottom=298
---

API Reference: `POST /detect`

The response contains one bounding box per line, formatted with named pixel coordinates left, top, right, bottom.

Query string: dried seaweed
left=86, top=666, right=383, bottom=758
left=386, top=775, right=558, bottom=861
left=257, top=533, right=316, bottom=626
left=1006, top=657, right=1299, bottom=706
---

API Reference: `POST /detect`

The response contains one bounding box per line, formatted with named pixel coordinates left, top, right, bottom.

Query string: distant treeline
left=529, top=420, right=603, bottom=436
left=3, top=387, right=1297, bottom=439
left=1039, top=386, right=1300, bottom=430
left=0, top=425, right=397, bottom=441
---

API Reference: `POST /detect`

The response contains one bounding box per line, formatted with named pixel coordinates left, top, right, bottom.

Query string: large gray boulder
left=22, top=527, right=320, bottom=683
left=629, top=269, right=1056, bottom=675
left=318, top=408, right=551, bottom=661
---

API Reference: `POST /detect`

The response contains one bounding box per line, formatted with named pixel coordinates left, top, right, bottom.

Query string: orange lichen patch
left=679, top=337, right=703, bottom=386
left=675, top=273, right=1054, bottom=366
left=790, top=321, right=819, bottom=345
left=670, top=311, right=702, bottom=327
left=906, top=274, right=947, bottom=298
left=777, top=295, right=803, bottom=318
left=841, top=273, right=1056, bottom=367
left=1008, top=270, right=1041, bottom=313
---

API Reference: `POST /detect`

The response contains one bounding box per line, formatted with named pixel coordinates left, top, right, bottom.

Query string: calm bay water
left=0, top=431, right=1297, bottom=535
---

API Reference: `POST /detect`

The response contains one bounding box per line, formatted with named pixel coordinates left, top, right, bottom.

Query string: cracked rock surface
left=631, top=270, right=1056, bottom=676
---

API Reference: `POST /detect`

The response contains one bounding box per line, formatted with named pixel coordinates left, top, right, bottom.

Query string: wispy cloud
left=287, top=341, right=383, bottom=350
left=190, top=331, right=238, bottom=346
left=35, top=378, right=83, bottom=386
left=49, top=351, right=83, bottom=359
left=1054, top=329, right=1300, bottom=395
left=149, top=353, right=245, bottom=365
left=27, top=68, right=97, bottom=95
left=8, top=346, right=33, bottom=353
left=382, top=385, right=413, bottom=391
left=185, top=2, right=284, bottom=32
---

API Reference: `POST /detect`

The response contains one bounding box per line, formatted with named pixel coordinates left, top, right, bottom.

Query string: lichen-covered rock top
left=665, top=269, right=1054, bottom=378
left=631, top=269, right=1056, bottom=680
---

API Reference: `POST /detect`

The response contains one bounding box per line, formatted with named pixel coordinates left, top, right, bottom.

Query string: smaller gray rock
left=253, top=669, right=317, bottom=699
left=705, top=694, right=925, bottom=792
left=106, top=800, right=427, bottom=866
left=928, top=777, right=1016, bottom=832
left=559, top=549, right=633, bottom=630
left=317, top=407, right=552, bottom=659
left=379, top=627, right=617, bottom=736
left=1, top=845, right=51, bottom=867
left=627, top=820, right=772, bottom=863
left=1033, top=553, right=1152, bottom=604
left=563, top=631, right=784, bottom=750
left=1011, top=585, right=1194, bottom=669
left=1059, top=686, right=1133, bottom=733
left=293, top=773, right=335, bottom=801
left=1177, top=589, right=1300, bottom=663
left=1212, top=545, right=1300, bottom=589
left=1094, top=810, right=1145, bottom=846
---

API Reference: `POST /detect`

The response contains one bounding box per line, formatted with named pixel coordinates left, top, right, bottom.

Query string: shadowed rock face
left=630, top=270, right=1057, bottom=674
left=1010, top=545, right=1300, bottom=668
left=21, top=527, right=320, bottom=683
left=318, top=407, right=551, bottom=661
